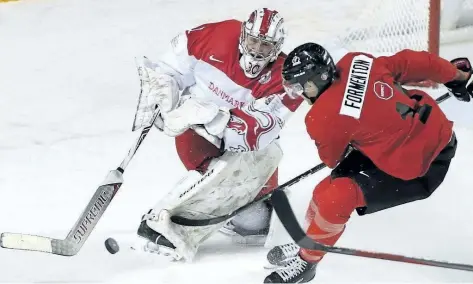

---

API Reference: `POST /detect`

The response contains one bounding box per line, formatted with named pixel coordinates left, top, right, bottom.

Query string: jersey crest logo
left=374, top=81, right=393, bottom=100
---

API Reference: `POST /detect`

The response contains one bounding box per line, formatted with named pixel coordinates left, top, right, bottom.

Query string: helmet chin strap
left=302, top=93, right=317, bottom=105
left=301, top=79, right=321, bottom=105
left=303, top=77, right=334, bottom=104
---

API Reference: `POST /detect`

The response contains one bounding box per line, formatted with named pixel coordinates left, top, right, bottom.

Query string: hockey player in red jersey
left=264, top=42, right=471, bottom=283
left=130, top=8, right=306, bottom=261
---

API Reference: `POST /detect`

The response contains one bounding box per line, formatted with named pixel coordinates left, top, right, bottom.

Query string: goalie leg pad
left=144, top=141, right=283, bottom=261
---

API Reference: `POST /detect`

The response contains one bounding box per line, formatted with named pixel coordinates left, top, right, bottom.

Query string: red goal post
left=429, top=0, right=441, bottom=56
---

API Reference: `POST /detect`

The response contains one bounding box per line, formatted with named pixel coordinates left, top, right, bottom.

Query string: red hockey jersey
left=305, top=50, right=456, bottom=180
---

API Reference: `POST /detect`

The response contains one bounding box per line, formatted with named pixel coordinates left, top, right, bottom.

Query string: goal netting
left=301, top=0, right=473, bottom=55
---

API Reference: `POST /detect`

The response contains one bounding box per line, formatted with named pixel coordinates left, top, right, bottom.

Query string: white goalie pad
left=145, top=141, right=283, bottom=261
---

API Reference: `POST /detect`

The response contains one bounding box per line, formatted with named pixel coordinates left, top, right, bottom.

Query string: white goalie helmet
left=239, top=8, right=287, bottom=78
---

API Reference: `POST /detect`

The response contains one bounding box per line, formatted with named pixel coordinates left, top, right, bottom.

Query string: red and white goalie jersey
left=146, top=10, right=351, bottom=153
left=150, top=19, right=298, bottom=152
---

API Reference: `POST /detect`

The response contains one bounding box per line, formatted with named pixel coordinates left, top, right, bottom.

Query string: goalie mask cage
left=305, top=0, right=473, bottom=56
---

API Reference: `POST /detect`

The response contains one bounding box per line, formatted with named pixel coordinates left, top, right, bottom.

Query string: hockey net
left=300, top=0, right=473, bottom=87
left=305, top=0, right=473, bottom=55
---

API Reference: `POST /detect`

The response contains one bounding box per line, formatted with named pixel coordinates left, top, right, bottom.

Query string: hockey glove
left=132, top=56, right=181, bottom=131
left=444, top=57, right=473, bottom=102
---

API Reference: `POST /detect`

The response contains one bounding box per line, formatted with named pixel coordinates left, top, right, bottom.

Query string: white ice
left=1, top=0, right=473, bottom=283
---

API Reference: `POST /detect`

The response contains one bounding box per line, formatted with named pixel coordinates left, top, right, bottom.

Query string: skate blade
left=263, top=256, right=299, bottom=270
left=218, top=226, right=237, bottom=236
left=263, top=261, right=290, bottom=270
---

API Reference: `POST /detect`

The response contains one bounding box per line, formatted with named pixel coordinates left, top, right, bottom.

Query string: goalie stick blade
left=1, top=233, right=53, bottom=254
left=0, top=176, right=123, bottom=256
left=0, top=233, right=78, bottom=256
left=271, top=189, right=473, bottom=272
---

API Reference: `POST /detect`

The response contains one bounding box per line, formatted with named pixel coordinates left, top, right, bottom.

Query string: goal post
left=429, top=0, right=441, bottom=55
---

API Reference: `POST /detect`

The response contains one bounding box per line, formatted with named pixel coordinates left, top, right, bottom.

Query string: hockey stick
left=0, top=111, right=161, bottom=256
left=271, top=189, right=473, bottom=272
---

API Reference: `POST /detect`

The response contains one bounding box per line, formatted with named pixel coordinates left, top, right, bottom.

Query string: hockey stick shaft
left=170, top=92, right=452, bottom=227
left=435, top=92, right=451, bottom=104
left=0, top=111, right=160, bottom=256
left=271, top=189, right=473, bottom=272
left=118, top=110, right=159, bottom=172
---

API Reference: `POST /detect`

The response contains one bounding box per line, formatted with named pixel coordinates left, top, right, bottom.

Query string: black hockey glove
left=444, top=57, right=473, bottom=102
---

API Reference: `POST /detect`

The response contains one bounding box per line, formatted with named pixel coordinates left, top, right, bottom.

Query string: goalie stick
left=0, top=111, right=160, bottom=256
left=171, top=92, right=453, bottom=227
left=270, top=189, right=473, bottom=272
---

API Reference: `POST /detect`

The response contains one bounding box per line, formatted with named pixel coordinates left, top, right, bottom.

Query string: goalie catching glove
left=132, top=56, right=181, bottom=130
left=445, top=57, right=473, bottom=102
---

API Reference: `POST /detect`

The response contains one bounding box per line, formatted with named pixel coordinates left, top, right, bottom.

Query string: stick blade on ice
left=0, top=170, right=124, bottom=256
left=0, top=233, right=80, bottom=256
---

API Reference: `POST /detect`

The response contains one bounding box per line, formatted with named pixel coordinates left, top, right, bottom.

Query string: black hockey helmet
left=282, top=42, right=337, bottom=104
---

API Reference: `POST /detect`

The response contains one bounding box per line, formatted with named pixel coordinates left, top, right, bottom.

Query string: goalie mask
left=239, top=8, right=287, bottom=78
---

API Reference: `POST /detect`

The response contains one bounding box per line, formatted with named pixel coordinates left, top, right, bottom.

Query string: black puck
left=105, top=237, right=120, bottom=254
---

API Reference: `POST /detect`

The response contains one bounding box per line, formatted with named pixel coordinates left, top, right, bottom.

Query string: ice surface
left=1, top=0, right=473, bottom=283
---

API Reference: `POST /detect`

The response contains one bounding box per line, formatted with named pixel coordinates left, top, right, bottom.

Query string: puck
left=105, top=237, right=120, bottom=254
